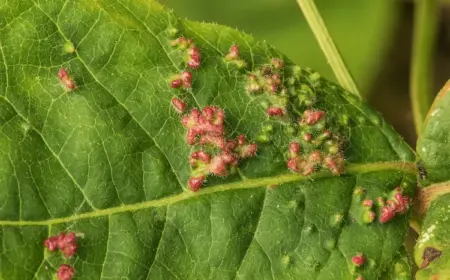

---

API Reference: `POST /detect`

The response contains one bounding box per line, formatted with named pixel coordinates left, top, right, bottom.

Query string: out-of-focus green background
left=160, top=0, right=450, bottom=146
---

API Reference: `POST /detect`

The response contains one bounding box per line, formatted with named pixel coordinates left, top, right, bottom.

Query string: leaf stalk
left=296, top=0, right=360, bottom=97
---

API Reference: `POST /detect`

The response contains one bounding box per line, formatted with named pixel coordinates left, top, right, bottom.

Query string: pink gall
left=351, top=253, right=365, bottom=267
left=171, top=79, right=183, bottom=88
left=229, top=45, right=239, bottom=59
left=307, top=151, right=321, bottom=163
left=201, top=106, right=225, bottom=126
left=324, top=156, right=343, bottom=175
left=181, top=71, right=192, bottom=88
left=304, top=133, right=312, bottom=142
left=45, top=232, right=77, bottom=258
left=238, top=143, right=258, bottom=158
left=271, top=58, right=284, bottom=69
left=362, top=199, right=373, bottom=207
left=189, top=176, right=205, bottom=192
left=57, top=232, right=77, bottom=258
left=226, top=139, right=237, bottom=150
left=199, top=134, right=225, bottom=149
left=187, top=46, right=201, bottom=69
left=289, top=142, right=300, bottom=155
left=57, top=264, right=75, bottom=280
left=209, top=152, right=238, bottom=176
left=44, top=236, right=58, bottom=252
left=325, top=160, right=339, bottom=174
left=287, top=158, right=299, bottom=172
left=190, top=151, right=211, bottom=165
left=237, top=134, right=246, bottom=145
left=188, top=46, right=200, bottom=57
left=58, top=68, right=75, bottom=90
left=393, top=192, right=410, bottom=214
left=58, top=68, right=68, bottom=79
left=302, top=166, right=315, bottom=176
left=171, top=97, right=186, bottom=113
left=188, top=57, right=201, bottom=69
left=221, top=151, right=239, bottom=165
left=62, top=243, right=78, bottom=258
left=271, top=74, right=281, bottom=85
left=268, top=84, right=278, bottom=93
left=182, top=108, right=200, bottom=128
left=266, top=107, right=285, bottom=117
left=209, top=155, right=228, bottom=176
left=302, top=110, right=325, bottom=125
left=225, top=45, right=240, bottom=60
left=379, top=206, right=395, bottom=223
left=368, top=211, right=375, bottom=223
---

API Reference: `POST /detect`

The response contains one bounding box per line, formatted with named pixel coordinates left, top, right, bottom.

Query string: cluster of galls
left=378, top=187, right=411, bottom=223
left=350, top=187, right=376, bottom=224
left=180, top=106, right=257, bottom=191
left=58, top=68, right=75, bottom=91
left=44, top=232, right=78, bottom=280
left=169, top=37, right=201, bottom=89
left=351, top=186, right=411, bottom=225
left=285, top=66, right=321, bottom=108
left=223, top=45, right=247, bottom=69
left=246, top=58, right=288, bottom=118
left=287, top=110, right=344, bottom=176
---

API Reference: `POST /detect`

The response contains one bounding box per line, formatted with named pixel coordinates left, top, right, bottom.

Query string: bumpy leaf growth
left=0, top=0, right=416, bottom=279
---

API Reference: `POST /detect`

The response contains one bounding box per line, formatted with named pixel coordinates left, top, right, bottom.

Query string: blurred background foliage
left=160, top=0, right=450, bottom=147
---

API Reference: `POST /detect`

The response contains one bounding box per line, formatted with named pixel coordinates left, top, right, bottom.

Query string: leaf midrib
left=0, top=161, right=415, bottom=226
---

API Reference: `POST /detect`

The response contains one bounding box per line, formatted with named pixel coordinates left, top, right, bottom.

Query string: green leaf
left=417, top=81, right=450, bottom=187
left=160, top=0, right=398, bottom=93
left=0, top=0, right=415, bottom=279
left=379, top=246, right=413, bottom=280
left=415, top=81, right=450, bottom=278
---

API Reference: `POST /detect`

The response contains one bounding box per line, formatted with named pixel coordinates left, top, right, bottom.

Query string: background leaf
left=415, top=81, right=450, bottom=278
left=0, top=0, right=415, bottom=279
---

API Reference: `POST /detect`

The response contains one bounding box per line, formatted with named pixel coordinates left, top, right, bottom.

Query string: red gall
left=189, top=176, right=205, bottom=192
left=171, top=97, right=186, bottom=113
left=351, top=253, right=365, bottom=266
left=57, top=264, right=75, bottom=280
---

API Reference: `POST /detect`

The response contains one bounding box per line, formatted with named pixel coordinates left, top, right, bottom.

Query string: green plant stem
left=296, top=0, right=360, bottom=97
left=410, top=0, right=438, bottom=135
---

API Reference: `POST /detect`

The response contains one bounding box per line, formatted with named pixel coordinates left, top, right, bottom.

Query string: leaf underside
left=0, top=0, right=416, bottom=279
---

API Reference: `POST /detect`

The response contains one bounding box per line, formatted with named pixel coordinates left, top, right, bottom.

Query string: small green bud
left=63, top=41, right=76, bottom=54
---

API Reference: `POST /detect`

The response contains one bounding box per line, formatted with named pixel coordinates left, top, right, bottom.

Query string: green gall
left=167, top=27, right=178, bottom=37
left=262, top=124, right=273, bottom=133
left=256, top=133, right=270, bottom=143
left=63, top=41, right=76, bottom=54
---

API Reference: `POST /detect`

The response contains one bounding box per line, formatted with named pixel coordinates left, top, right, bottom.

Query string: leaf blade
left=0, top=0, right=416, bottom=279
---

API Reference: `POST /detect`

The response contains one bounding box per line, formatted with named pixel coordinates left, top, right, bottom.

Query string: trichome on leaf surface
left=0, top=0, right=447, bottom=279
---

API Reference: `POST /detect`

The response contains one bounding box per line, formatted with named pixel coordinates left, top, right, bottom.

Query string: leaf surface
left=379, top=246, right=412, bottom=280
left=0, top=0, right=415, bottom=279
